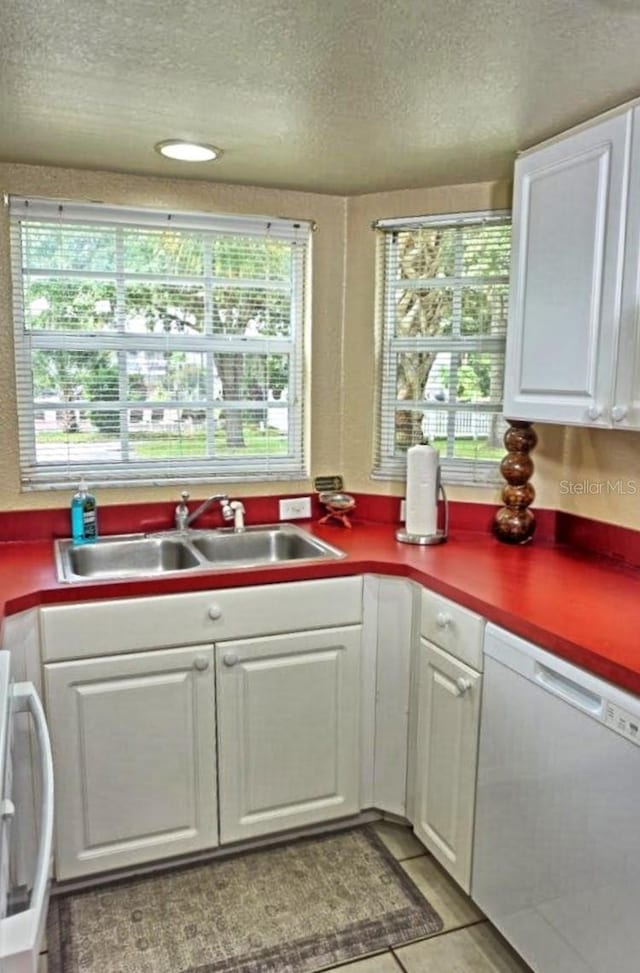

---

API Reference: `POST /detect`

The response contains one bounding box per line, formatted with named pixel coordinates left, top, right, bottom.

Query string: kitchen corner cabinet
left=503, top=105, right=640, bottom=428
left=44, top=645, right=218, bottom=880
left=412, top=589, right=484, bottom=892
left=216, top=626, right=361, bottom=843
left=413, top=639, right=481, bottom=892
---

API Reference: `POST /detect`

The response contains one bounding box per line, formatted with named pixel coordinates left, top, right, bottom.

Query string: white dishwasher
left=472, top=623, right=640, bottom=973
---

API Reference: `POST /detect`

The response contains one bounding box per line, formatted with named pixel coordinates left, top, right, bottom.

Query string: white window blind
left=374, top=210, right=512, bottom=485
left=9, top=197, right=310, bottom=489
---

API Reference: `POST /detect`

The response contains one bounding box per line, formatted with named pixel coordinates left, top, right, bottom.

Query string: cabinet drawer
left=40, top=576, right=363, bottom=662
left=420, top=588, right=484, bottom=671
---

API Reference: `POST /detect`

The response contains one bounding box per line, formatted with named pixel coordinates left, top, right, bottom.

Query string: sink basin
left=190, top=525, right=341, bottom=565
left=55, top=535, right=201, bottom=582
left=54, top=524, right=345, bottom=583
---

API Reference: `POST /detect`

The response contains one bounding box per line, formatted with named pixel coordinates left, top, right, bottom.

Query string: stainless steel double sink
left=54, top=524, right=346, bottom=583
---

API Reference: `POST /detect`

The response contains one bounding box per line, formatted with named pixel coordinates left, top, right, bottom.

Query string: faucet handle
left=220, top=497, right=234, bottom=522
left=175, top=491, right=191, bottom=530
left=230, top=500, right=246, bottom=533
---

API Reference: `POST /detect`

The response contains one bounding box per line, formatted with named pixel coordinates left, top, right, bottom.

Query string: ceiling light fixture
left=154, top=140, right=222, bottom=162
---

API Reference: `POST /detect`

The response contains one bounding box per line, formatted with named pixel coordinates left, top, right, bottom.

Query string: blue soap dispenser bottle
left=70, top=478, right=98, bottom=544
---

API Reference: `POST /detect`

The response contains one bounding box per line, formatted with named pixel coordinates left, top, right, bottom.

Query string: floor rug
left=46, top=826, right=443, bottom=973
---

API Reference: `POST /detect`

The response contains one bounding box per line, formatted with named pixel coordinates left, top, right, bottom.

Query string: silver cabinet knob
left=222, top=652, right=239, bottom=667
left=193, top=656, right=210, bottom=672
left=587, top=404, right=603, bottom=421
left=208, top=604, right=223, bottom=620
left=612, top=405, right=628, bottom=423
left=436, top=611, right=452, bottom=628
left=455, top=677, right=472, bottom=696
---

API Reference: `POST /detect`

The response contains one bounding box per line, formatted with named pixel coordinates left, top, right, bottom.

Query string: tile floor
left=37, top=822, right=533, bottom=973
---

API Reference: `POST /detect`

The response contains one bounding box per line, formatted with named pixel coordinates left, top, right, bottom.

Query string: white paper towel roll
left=405, top=443, right=439, bottom=536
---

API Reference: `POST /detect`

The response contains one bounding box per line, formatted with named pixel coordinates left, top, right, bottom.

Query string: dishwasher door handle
left=534, top=662, right=603, bottom=715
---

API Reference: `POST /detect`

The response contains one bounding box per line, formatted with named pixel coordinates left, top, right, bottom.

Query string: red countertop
left=1, top=519, right=640, bottom=695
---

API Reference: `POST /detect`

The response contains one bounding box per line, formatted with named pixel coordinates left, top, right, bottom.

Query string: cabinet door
left=45, top=644, right=217, bottom=879
left=504, top=111, right=631, bottom=425
left=217, top=626, right=361, bottom=842
left=413, top=639, right=481, bottom=892
left=613, top=105, right=640, bottom=429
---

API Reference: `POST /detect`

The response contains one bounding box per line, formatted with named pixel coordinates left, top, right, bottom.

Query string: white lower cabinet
left=412, top=638, right=482, bottom=892
left=44, top=644, right=218, bottom=880
left=39, top=576, right=489, bottom=886
left=216, top=626, right=362, bottom=843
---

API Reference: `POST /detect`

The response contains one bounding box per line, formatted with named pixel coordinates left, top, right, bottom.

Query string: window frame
left=373, top=209, right=512, bottom=486
left=10, top=198, right=310, bottom=490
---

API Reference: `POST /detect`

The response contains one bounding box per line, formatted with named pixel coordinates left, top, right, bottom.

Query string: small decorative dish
left=318, top=491, right=356, bottom=528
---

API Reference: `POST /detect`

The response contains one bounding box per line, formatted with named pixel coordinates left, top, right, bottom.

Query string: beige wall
left=553, top=426, right=640, bottom=529
left=0, top=163, right=347, bottom=509
left=2, top=163, right=640, bottom=527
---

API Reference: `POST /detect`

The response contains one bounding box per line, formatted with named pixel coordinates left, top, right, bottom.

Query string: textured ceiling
left=2, top=0, right=640, bottom=194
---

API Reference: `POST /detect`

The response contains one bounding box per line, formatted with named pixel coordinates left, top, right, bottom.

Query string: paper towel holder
left=395, top=482, right=448, bottom=545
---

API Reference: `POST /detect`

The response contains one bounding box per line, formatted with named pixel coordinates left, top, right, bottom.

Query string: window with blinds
left=374, top=211, right=512, bottom=484
left=9, top=198, right=310, bottom=489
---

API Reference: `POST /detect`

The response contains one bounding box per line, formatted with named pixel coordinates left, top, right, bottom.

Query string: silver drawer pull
left=223, top=652, right=239, bottom=667
left=208, top=604, right=223, bottom=620
left=436, top=611, right=452, bottom=628
left=193, top=656, right=210, bottom=672
left=455, top=677, right=472, bottom=696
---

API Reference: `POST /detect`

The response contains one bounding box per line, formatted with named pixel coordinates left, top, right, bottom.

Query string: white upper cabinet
left=504, top=108, right=633, bottom=426
left=614, top=106, right=640, bottom=428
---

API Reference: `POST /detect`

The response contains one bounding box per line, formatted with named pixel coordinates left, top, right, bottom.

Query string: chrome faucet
left=175, top=491, right=246, bottom=532
left=175, top=491, right=230, bottom=530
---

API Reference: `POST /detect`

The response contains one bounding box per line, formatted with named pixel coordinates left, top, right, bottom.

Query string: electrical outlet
left=400, top=499, right=406, bottom=523
left=279, top=496, right=312, bottom=520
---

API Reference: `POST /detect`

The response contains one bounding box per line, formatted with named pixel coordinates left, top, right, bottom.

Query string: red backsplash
left=556, top=511, right=640, bottom=569
left=5, top=492, right=638, bottom=565
left=0, top=491, right=562, bottom=545
left=0, top=494, right=324, bottom=543
left=348, top=493, right=558, bottom=542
